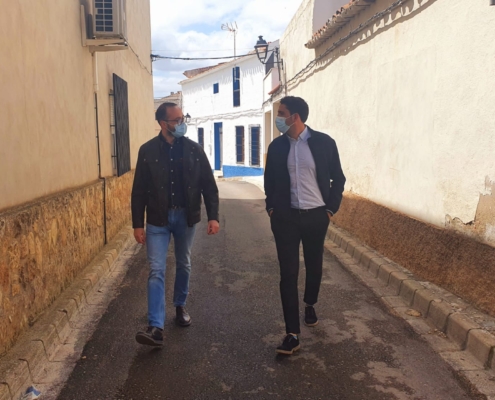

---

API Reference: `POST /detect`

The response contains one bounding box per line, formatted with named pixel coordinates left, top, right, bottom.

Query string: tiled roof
left=268, top=84, right=281, bottom=96
left=183, top=64, right=225, bottom=79
left=305, top=0, right=376, bottom=49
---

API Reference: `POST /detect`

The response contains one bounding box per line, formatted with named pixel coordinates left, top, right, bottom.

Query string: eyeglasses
left=162, top=115, right=190, bottom=125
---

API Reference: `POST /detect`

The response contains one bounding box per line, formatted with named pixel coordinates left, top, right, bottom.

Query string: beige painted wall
left=0, top=0, right=155, bottom=211
left=281, top=0, right=495, bottom=244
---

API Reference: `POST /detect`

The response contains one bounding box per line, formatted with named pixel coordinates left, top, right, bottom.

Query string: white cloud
left=150, top=0, right=303, bottom=98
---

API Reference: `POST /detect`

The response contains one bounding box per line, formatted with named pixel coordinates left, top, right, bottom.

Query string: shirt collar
left=287, top=126, right=310, bottom=142
left=299, top=126, right=310, bottom=142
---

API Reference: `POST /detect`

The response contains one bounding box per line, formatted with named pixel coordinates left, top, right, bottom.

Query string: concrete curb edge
left=0, top=227, right=134, bottom=400
left=324, top=224, right=495, bottom=373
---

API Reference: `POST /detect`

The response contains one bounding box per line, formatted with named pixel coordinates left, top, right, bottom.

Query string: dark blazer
left=131, top=134, right=219, bottom=228
left=264, top=127, right=346, bottom=215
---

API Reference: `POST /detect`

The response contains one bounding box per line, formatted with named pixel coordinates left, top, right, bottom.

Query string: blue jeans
left=146, top=209, right=196, bottom=329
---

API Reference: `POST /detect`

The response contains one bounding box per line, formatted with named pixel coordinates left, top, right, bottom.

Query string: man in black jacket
left=264, top=96, right=345, bottom=355
left=131, top=102, right=219, bottom=347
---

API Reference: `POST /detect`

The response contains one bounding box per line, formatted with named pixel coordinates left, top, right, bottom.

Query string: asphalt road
left=56, top=181, right=481, bottom=400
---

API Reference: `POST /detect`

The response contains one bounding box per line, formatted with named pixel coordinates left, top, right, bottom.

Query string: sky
left=150, top=0, right=303, bottom=99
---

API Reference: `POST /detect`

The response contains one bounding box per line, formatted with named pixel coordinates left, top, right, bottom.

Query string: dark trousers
left=270, top=207, right=330, bottom=334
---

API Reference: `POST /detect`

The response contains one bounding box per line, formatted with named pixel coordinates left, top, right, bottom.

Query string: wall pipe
left=92, top=52, right=108, bottom=245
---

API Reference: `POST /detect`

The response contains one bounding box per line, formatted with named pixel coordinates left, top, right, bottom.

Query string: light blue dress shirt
left=287, top=127, right=326, bottom=210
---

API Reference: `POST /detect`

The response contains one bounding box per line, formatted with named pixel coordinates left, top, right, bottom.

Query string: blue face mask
left=275, top=115, right=294, bottom=134
left=171, top=122, right=188, bottom=138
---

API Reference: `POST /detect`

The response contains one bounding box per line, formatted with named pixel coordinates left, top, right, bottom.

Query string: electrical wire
left=152, top=48, right=253, bottom=53
left=151, top=49, right=277, bottom=61
left=151, top=53, right=252, bottom=61
left=128, top=43, right=153, bottom=75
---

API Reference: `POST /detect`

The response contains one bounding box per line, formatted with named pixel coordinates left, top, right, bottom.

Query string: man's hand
left=207, top=220, right=220, bottom=235
left=269, top=210, right=273, bottom=217
left=327, top=212, right=332, bottom=221
left=134, top=228, right=146, bottom=244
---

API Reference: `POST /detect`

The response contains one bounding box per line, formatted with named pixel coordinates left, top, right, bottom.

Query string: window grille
left=198, top=127, right=204, bottom=147
left=235, top=126, right=244, bottom=164
left=112, top=73, right=131, bottom=176
left=250, top=126, right=260, bottom=166
left=109, top=91, right=117, bottom=175
left=233, top=67, right=240, bottom=107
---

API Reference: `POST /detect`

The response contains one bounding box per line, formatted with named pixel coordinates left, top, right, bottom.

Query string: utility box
left=93, top=0, right=127, bottom=40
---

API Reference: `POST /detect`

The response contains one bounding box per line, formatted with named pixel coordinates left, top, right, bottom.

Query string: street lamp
left=254, top=36, right=269, bottom=64
left=254, top=35, right=284, bottom=83
left=185, top=113, right=191, bottom=123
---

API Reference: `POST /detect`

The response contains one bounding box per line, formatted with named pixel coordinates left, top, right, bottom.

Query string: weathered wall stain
left=0, top=172, right=134, bottom=355
left=446, top=177, right=495, bottom=247
left=333, top=193, right=495, bottom=317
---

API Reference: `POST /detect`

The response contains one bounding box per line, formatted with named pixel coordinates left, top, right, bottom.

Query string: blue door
left=214, top=122, right=222, bottom=171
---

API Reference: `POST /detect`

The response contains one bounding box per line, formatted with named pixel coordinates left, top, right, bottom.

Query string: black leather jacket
left=264, top=127, right=346, bottom=215
left=131, top=134, right=219, bottom=228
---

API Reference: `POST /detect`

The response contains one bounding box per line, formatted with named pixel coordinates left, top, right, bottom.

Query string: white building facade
left=181, top=55, right=266, bottom=177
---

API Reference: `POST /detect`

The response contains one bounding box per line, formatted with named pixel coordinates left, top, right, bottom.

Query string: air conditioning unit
left=92, top=0, right=127, bottom=40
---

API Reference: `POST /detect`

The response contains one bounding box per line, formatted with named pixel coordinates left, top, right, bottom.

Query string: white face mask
left=275, top=115, right=294, bottom=134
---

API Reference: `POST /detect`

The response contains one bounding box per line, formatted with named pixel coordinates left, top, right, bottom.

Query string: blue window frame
left=235, top=126, right=244, bottom=164
left=250, top=126, right=260, bottom=166
left=233, top=67, right=240, bottom=107
left=213, top=83, right=219, bottom=94
left=197, top=127, right=204, bottom=147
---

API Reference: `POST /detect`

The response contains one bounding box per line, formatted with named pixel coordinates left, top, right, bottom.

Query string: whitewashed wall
left=181, top=56, right=266, bottom=175
left=280, top=0, right=495, bottom=244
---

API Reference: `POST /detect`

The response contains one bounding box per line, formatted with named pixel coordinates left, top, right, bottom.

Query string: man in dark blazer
left=264, top=96, right=346, bottom=355
left=131, top=102, right=219, bottom=347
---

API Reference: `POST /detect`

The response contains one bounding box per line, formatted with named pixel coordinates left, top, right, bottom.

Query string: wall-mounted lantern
left=254, top=35, right=284, bottom=83
left=254, top=36, right=269, bottom=64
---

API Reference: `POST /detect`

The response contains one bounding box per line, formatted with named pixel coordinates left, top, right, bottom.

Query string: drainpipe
left=93, top=52, right=108, bottom=245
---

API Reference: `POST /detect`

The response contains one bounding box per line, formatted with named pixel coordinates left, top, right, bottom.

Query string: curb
left=0, top=227, right=134, bottom=400
left=324, top=224, right=495, bottom=374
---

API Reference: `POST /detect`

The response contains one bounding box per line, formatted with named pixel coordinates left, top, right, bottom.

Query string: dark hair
left=155, top=102, right=179, bottom=122
left=280, top=96, right=309, bottom=123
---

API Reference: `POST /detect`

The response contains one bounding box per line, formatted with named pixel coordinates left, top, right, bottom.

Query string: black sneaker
left=135, top=326, right=163, bottom=347
left=304, top=305, right=319, bottom=327
left=276, top=334, right=300, bottom=355
left=175, top=306, right=191, bottom=327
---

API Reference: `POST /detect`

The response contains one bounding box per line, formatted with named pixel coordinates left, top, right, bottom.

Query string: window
left=198, top=127, right=204, bottom=147
left=235, top=126, right=244, bottom=164
left=112, top=73, right=131, bottom=176
left=250, top=126, right=260, bottom=166
left=233, top=66, right=240, bottom=107
left=213, top=83, right=219, bottom=94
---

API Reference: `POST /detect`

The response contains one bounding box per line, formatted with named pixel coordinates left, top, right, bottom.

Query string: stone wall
left=333, top=193, right=495, bottom=317
left=0, top=173, right=134, bottom=355
left=105, top=171, right=135, bottom=241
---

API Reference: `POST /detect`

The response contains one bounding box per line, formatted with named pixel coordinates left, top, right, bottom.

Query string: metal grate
left=250, top=126, right=260, bottom=166
left=198, top=127, right=204, bottom=147
left=109, top=92, right=117, bottom=175
left=94, top=0, right=114, bottom=33
left=235, top=126, right=244, bottom=164
left=113, top=73, right=131, bottom=176
left=233, top=67, right=240, bottom=107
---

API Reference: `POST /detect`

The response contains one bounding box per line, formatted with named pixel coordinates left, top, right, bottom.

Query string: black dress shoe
left=276, top=334, right=300, bottom=355
left=135, top=326, right=163, bottom=347
left=304, top=305, right=319, bottom=327
left=176, top=306, right=191, bottom=327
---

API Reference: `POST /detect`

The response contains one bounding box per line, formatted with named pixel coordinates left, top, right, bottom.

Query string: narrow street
left=56, top=181, right=479, bottom=400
